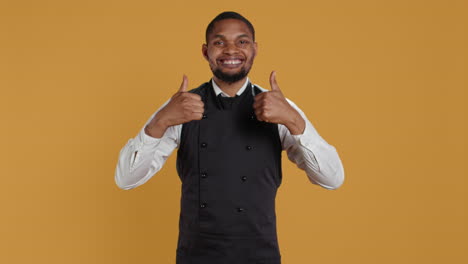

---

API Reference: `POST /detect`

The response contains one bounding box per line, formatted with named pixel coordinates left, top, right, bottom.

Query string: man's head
left=205, top=12, right=255, bottom=43
left=202, top=12, right=257, bottom=84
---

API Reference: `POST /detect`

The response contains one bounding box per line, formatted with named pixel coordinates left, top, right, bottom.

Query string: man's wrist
left=145, top=117, right=169, bottom=138
left=284, top=110, right=305, bottom=135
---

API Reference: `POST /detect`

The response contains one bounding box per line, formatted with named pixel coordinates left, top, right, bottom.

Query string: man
left=115, top=11, right=344, bottom=264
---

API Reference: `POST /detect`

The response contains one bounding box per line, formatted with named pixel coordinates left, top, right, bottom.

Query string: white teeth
left=223, top=60, right=241, bottom=65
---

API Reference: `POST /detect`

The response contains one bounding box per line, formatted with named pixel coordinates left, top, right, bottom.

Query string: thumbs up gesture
left=253, top=71, right=305, bottom=135
left=145, top=75, right=205, bottom=138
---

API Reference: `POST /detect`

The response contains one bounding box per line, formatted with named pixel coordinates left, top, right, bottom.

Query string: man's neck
left=212, top=76, right=248, bottom=97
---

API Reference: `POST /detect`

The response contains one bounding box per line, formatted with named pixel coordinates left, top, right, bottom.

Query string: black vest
left=175, top=81, right=283, bottom=264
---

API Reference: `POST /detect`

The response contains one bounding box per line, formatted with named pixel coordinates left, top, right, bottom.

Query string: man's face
left=203, top=19, right=257, bottom=84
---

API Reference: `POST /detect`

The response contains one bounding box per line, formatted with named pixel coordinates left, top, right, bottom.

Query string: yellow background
left=1, top=0, right=466, bottom=263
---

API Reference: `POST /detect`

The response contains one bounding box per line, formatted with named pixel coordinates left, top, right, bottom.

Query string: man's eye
left=214, top=41, right=224, bottom=45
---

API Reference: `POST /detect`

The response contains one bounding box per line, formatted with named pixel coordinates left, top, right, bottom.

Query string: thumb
left=178, top=74, right=188, bottom=92
left=269, top=71, right=280, bottom=92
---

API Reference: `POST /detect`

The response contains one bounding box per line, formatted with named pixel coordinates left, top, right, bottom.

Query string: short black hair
left=205, top=11, right=255, bottom=43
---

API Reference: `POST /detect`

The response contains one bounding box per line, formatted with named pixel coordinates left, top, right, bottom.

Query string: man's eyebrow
left=212, top=34, right=252, bottom=39
left=237, top=34, right=251, bottom=39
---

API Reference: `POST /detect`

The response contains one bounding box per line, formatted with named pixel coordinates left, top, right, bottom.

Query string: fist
left=253, top=71, right=305, bottom=135
left=145, top=75, right=204, bottom=138
left=160, top=75, right=205, bottom=126
left=253, top=71, right=292, bottom=123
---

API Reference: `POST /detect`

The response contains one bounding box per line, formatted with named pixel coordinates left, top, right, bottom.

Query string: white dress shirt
left=115, top=78, right=345, bottom=190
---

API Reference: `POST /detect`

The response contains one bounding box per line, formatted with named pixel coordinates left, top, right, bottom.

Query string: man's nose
left=223, top=42, right=239, bottom=54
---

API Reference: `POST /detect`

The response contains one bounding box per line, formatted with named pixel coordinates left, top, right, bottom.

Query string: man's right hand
left=145, top=75, right=204, bottom=138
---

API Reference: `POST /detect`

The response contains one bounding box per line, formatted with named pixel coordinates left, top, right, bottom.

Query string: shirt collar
left=211, top=77, right=250, bottom=97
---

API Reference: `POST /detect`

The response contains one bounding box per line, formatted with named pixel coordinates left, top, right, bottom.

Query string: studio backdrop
left=1, top=0, right=466, bottom=263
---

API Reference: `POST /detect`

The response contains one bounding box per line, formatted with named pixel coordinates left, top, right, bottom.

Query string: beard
left=211, top=56, right=254, bottom=84
left=212, top=67, right=249, bottom=84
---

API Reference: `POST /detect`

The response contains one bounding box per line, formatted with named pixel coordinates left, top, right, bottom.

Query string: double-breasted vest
left=175, top=81, right=283, bottom=264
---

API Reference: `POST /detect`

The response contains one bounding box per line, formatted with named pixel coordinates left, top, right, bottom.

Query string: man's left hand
left=253, top=71, right=306, bottom=135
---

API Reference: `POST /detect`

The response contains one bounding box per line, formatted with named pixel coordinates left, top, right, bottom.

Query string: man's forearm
left=115, top=101, right=179, bottom=189
left=283, top=109, right=306, bottom=135
left=145, top=115, right=170, bottom=138
left=282, top=100, right=345, bottom=190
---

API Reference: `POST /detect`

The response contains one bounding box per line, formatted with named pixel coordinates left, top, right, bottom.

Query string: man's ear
left=202, top=44, right=208, bottom=60
left=253, top=42, right=258, bottom=58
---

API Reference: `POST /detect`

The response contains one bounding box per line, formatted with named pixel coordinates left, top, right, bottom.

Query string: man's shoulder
left=252, top=83, right=299, bottom=108
left=252, top=83, right=268, bottom=92
left=188, top=81, right=211, bottom=96
left=252, top=83, right=268, bottom=95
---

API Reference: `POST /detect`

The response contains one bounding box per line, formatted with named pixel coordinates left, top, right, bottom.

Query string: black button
left=200, top=203, right=207, bottom=208
left=250, top=115, right=256, bottom=120
left=246, top=145, right=252, bottom=150
left=202, top=114, right=207, bottom=119
left=237, top=207, right=244, bottom=212
left=241, top=176, right=247, bottom=182
left=201, top=172, right=208, bottom=178
left=201, top=142, right=208, bottom=148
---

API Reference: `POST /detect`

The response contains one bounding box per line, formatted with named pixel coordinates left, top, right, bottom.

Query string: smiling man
left=204, top=17, right=257, bottom=92
left=115, top=11, right=345, bottom=264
